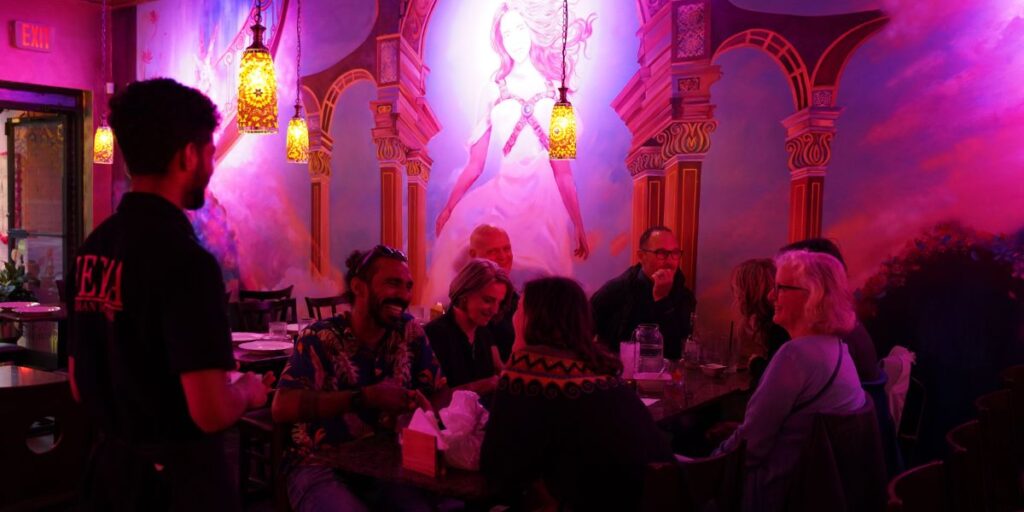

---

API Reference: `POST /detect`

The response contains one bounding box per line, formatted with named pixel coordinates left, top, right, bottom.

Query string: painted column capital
left=374, top=136, right=407, bottom=165
left=308, top=149, right=332, bottom=179
left=782, top=107, right=843, bottom=177
left=656, top=120, right=717, bottom=162
left=627, top=146, right=666, bottom=177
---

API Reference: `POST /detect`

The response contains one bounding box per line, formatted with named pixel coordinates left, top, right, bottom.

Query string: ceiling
left=81, top=0, right=155, bottom=8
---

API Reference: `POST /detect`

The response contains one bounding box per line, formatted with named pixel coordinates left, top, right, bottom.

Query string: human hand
left=574, top=230, right=590, bottom=260
left=237, top=372, right=274, bottom=409
left=651, top=269, right=674, bottom=301
left=705, top=421, right=740, bottom=445
left=362, top=381, right=422, bottom=413
left=435, top=207, right=452, bottom=237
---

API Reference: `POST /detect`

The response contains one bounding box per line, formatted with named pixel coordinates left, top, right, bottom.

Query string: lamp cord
left=101, top=0, right=109, bottom=92
left=296, top=0, right=301, bottom=109
left=255, top=0, right=263, bottom=26
left=561, top=0, right=568, bottom=91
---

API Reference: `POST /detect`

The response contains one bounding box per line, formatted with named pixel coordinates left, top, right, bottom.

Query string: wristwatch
left=350, top=389, right=366, bottom=411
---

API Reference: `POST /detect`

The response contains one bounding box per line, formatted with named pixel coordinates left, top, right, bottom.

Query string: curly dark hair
left=108, top=78, right=220, bottom=176
left=343, top=245, right=408, bottom=302
left=521, top=276, right=622, bottom=376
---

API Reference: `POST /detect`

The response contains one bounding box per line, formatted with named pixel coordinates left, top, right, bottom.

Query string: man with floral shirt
left=272, top=245, right=445, bottom=512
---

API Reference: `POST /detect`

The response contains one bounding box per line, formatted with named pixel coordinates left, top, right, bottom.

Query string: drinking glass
left=297, top=317, right=313, bottom=333
left=619, top=341, right=638, bottom=379
left=269, top=321, right=288, bottom=339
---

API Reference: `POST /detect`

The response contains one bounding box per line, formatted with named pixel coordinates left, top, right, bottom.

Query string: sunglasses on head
left=354, top=245, right=408, bottom=278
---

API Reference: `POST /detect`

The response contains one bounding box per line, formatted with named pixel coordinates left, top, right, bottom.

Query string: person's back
left=481, top=347, right=672, bottom=510
left=74, top=193, right=231, bottom=443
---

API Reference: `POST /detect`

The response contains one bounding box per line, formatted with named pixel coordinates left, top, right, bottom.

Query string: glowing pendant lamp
left=238, top=0, right=278, bottom=134
left=286, top=0, right=308, bottom=163
left=93, top=122, right=114, bottom=165
left=93, top=0, right=113, bottom=165
left=549, top=0, right=576, bottom=160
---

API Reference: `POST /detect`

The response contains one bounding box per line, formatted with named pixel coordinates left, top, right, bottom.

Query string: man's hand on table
left=363, top=381, right=432, bottom=413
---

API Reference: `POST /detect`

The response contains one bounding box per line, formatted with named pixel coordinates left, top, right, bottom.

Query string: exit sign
left=12, top=21, right=53, bottom=52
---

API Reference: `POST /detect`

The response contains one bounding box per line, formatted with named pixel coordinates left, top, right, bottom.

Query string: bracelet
left=350, top=389, right=366, bottom=411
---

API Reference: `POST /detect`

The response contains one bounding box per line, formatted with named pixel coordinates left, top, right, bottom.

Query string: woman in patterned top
left=481, top=276, right=673, bottom=510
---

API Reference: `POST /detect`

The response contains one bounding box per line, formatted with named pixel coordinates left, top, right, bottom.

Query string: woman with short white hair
left=716, top=250, right=866, bottom=512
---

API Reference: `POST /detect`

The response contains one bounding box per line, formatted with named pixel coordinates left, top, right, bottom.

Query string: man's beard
left=183, top=166, right=210, bottom=211
left=368, top=291, right=409, bottom=329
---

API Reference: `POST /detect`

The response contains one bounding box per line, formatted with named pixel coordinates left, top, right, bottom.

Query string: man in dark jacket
left=591, top=226, right=696, bottom=359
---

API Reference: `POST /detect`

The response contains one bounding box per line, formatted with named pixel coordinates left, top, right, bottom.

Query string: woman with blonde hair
left=716, top=250, right=866, bottom=512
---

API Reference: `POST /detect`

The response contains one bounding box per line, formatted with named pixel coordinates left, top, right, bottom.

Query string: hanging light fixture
left=238, top=0, right=278, bottom=134
left=286, top=0, right=309, bottom=163
left=93, top=0, right=114, bottom=165
left=549, top=0, right=577, bottom=160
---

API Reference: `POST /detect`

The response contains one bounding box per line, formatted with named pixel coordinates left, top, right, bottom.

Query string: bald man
left=468, top=225, right=517, bottom=361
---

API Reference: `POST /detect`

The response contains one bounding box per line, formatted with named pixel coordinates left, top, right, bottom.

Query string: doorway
left=0, top=82, right=85, bottom=368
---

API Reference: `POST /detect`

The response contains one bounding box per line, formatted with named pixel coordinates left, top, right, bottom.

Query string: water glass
left=619, top=341, right=638, bottom=379
left=297, top=317, right=313, bottom=332
left=269, top=321, right=288, bottom=338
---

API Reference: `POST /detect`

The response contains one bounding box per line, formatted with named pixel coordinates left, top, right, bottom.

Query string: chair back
left=897, top=376, right=926, bottom=464
left=641, top=441, right=746, bottom=512
left=973, top=389, right=1022, bottom=509
left=305, top=294, right=349, bottom=320
left=786, top=395, right=888, bottom=512
left=0, top=368, right=89, bottom=508
left=239, top=285, right=294, bottom=302
left=945, top=419, right=986, bottom=512
left=231, top=298, right=297, bottom=332
left=887, top=461, right=948, bottom=512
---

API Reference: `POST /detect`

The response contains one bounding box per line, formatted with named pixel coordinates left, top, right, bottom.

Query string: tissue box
left=401, top=428, right=439, bottom=477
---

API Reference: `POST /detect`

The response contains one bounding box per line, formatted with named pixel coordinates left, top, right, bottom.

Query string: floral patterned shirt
left=277, top=312, right=444, bottom=467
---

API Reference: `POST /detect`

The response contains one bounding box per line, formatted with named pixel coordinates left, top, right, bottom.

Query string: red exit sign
left=12, top=21, right=53, bottom=52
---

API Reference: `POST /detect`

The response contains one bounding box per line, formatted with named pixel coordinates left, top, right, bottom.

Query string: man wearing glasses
left=272, top=245, right=444, bottom=511
left=591, top=226, right=696, bottom=360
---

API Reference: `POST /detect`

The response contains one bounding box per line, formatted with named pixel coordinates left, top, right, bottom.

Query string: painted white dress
left=425, top=81, right=574, bottom=304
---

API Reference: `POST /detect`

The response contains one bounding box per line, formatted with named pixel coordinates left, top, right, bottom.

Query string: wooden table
left=641, top=367, right=751, bottom=424
left=311, top=433, right=496, bottom=502
left=0, top=305, right=68, bottom=369
left=0, top=363, right=67, bottom=389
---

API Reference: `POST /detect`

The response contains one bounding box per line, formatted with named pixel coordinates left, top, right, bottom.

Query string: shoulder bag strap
left=791, top=338, right=844, bottom=415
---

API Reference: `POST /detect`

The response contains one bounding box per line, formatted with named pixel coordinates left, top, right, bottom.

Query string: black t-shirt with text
left=70, top=192, right=235, bottom=443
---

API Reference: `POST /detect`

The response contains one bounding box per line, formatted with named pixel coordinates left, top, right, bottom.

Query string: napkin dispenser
left=401, top=409, right=446, bottom=477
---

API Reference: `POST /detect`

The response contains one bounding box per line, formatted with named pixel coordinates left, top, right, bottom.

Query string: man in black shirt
left=591, top=226, right=696, bottom=360
left=468, top=224, right=518, bottom=361
left=69, top=79, right=272, bottom=511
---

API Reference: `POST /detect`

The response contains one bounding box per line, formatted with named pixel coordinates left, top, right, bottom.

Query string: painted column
left=374, top=135, right=406, bottom=249
left=626, top=147, right=666, bottom=265
left=308, top=147, right=332, bottom=275
left=782, top=106, right=841, bottom=242
left=405, top=153, right=431, bottom=304
left=658, top=119, right=715, bottom=287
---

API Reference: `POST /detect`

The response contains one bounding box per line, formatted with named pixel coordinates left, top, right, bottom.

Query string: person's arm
left=717, top=347, right=803, bottom=466
left=272, top=382, right=418, bottom=423
left=436, top=129, right=492, bottom=236
left=454, top=375, right=500, bottom=396
left=590, top=282, right=618, bottom=349
left=181, top=369, right=273, bottom=433
left=549, top=159, right=589, bottom=259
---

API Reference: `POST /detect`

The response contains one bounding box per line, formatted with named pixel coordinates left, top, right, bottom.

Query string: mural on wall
left=130, top=0, right=1022, bottom=323
left=424, top=0, right=640, bottom=304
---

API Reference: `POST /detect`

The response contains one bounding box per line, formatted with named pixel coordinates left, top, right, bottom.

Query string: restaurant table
left=641, top=366, right=751, bottom=424
left=0, top=362, right=67, bottom=389
left=233, top=343, right=292, bottom=374
left=310, top=433, right=497, bottom=503
left=0, top=305, right=68, bottom=369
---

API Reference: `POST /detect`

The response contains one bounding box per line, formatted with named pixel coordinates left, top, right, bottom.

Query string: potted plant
left=0, top=259, right=37, bottom=343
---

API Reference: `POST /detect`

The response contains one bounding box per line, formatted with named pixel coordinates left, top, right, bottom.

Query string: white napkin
left=405, top=408, right=448, bottom=450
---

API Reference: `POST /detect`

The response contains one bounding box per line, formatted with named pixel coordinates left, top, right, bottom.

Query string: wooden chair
left=974, top=389, right=1022, bottom=510
left=887, top=461, right=948, bottom=512
left=0, top=368, right=90, bottom=509
left=55, top=278, right=66, bottom=303
left=897, top=376, right=927, bottom=464
left=239, top=285, right=294, bottom=302
left=230, top=298, right=297, bottom=332
left=238, top=393, right=291, bottom=511
left=945, top=419, right=986, bottom=512
left=305, top=294, right=349, bottom=320
left=641, top=441, right=746, bottom=512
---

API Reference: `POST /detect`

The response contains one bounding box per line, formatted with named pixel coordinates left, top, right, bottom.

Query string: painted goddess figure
left=426, top=0, right=595, bottom=303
